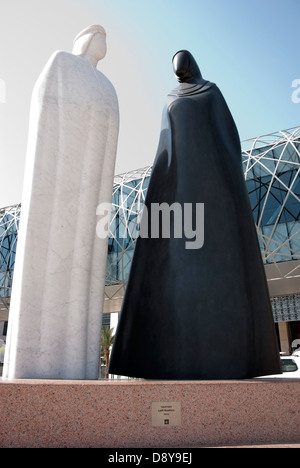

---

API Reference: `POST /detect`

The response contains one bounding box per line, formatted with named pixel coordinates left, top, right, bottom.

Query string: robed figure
left=109, top=50, right=281, bottom=380
left=3, top=26, right=119, bottom=380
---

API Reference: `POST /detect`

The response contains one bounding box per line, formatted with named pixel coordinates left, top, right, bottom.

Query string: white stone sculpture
left=3, top=25, right=119, bottom=379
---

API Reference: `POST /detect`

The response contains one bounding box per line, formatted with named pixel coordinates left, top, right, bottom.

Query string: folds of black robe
left=109, top=51, right=281, bottom=380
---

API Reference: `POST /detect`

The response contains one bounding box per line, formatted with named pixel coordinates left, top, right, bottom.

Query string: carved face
left=88, top=32, right=107, bottom=61
left=73, top=31, right=107, bottom=61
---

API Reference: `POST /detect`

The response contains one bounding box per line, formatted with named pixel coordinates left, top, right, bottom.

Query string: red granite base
left=0, top=378, right=299, bottom=448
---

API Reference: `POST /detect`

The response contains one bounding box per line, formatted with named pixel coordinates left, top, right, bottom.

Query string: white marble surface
left=3, top=26, right=119, bottom=379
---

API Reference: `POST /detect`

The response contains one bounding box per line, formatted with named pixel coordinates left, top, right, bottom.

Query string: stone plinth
left=0, top=379, right=299, bottom=448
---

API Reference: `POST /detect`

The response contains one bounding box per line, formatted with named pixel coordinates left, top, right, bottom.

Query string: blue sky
left=0, top=0, right=299, bottom=206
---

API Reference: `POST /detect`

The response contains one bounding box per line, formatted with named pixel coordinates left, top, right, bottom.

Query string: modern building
left=242, top=127, right=300, bottom=352
left=1, top=126, right=300, bottom=361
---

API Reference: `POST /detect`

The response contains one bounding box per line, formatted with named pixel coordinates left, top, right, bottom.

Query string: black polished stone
left=109, top=50, right=281, bottom=380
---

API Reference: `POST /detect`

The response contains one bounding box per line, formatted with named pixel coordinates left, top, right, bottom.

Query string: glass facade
left=0, top=127, right=299, bottom=321
left=243, top=127, right=300, bottom=265
left=271, top=294, right=300, bottom=322
left=106, top=166, right=151, bottom=285
left=0, top=204, right=20, bottom=309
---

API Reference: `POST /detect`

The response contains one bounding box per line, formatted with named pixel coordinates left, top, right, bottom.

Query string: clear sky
left=0, top=0, right=299, bottom=207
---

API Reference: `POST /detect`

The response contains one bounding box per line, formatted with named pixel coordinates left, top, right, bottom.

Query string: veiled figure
left=109, top=50, right=281, bottom=380
left=3, top=25, right=119, bottom=380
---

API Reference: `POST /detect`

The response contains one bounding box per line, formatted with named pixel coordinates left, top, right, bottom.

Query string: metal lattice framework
left=106, top=166, right=151, bottom=286
left=243, top=127, right=300, bottom=275
left=0, top=204, right=20, bottom=309
left=1, top=127, right=300, bottom=309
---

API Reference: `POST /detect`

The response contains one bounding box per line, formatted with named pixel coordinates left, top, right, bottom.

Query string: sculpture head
left=172, top=50, right=202, bottom=83
left=72, top=25, right=107, bottom=64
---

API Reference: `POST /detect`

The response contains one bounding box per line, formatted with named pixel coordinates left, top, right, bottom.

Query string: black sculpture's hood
left=170, top=50, right=214, bottom=97
left=173, top=50, right=203, bottom=83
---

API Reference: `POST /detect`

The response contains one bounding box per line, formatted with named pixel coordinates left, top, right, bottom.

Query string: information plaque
left=151, top=402, right=182, bottom=427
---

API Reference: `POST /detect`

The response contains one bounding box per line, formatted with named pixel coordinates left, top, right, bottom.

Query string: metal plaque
left=151, top=402, right=182, bottom=427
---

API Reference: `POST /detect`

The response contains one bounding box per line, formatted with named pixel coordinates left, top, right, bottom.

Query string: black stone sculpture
left=109, top=50, right=281, bottom=380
